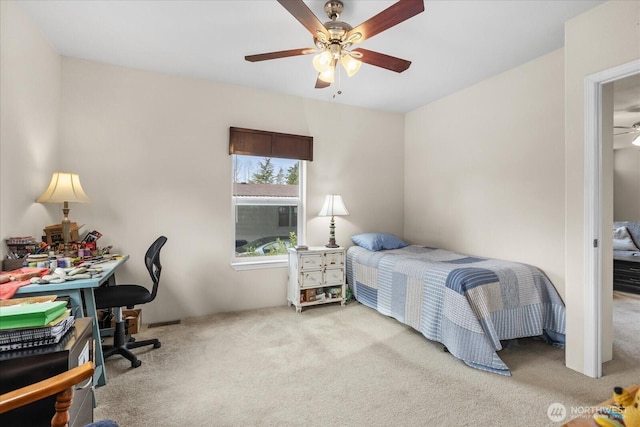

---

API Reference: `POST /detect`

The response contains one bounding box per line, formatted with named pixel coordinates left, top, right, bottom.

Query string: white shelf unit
left=287, top=247, right=346, bottom=313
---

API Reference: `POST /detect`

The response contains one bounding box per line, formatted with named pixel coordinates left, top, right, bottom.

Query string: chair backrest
left=0, top=362, right=94, bottom=427
left=145, top=236, right=167, bottom=302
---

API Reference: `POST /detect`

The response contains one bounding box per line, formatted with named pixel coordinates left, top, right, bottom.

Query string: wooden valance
left=229, top=127, right=313, bottom=161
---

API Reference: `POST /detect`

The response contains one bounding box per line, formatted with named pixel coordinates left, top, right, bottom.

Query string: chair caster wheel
left=153, top=342, right=161, bottom=349
left=132, top=360, right=142, bottom=368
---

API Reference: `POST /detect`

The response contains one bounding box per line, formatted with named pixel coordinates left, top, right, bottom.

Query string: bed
left=613, top=221, right=640, bottom=295
left=346, top=235, right=566, bottom=376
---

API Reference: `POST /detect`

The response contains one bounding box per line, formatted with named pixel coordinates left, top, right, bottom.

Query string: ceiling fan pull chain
left=333, top=65, right=343, bottom=99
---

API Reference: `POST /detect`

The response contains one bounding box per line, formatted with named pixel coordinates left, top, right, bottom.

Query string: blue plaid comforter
left=346, top=245, right=566, bottom=375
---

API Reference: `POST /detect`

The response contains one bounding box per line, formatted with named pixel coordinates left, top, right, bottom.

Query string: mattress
left=346, top=245, right=566, bottom=375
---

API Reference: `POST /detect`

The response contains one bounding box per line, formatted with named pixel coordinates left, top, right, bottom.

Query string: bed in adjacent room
left=345, top=233, right=566, bottom=376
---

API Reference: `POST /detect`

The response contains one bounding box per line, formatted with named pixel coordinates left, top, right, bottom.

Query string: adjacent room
left=1, top=1, right=639, bottom=426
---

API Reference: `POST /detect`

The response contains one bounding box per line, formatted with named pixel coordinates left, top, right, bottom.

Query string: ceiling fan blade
left=353, top=48, right=412, bottom=73
left=277, top=0, right=330, bottom=39
left=315, top=75, right=331, bottom=89
left=613, top=121, right=640, bottom=135
left=614, top=129, right=639, bottom=135
left=245, top=48, right=314, bottom=62
left=346, top=0, right=425, bottom=44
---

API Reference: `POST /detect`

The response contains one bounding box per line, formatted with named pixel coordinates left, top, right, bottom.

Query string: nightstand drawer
left=324, top=268, right=344, bottom=285
left=299, top=254, right=323, bottom=270
left=324, top=251, right=344, bottom=267
left=614, top=274, right=640, bottom=285
left=613, top=260, right=640, bottom=295
left=615, top=262, right=640, bottom=275
left=299, top=271, right=323, bottom=287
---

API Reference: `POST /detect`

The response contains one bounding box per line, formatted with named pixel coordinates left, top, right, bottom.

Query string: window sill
left=231, top=258, right=288, bottom=271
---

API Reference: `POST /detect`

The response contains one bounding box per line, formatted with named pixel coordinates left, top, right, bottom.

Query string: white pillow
left=613, top=227, right=640, bottom=251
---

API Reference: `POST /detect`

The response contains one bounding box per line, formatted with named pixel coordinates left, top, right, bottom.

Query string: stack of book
left=0, top=297, right=74, bottom=351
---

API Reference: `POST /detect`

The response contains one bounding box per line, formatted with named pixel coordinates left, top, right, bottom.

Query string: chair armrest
left=0, top=361, right=94, bottom=414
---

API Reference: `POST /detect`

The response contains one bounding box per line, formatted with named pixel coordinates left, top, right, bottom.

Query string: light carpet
left=94, top=292, right=639, bottom=427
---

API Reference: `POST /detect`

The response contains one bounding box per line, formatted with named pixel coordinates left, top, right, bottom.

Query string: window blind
left=229, top=127, right=313, bottom=161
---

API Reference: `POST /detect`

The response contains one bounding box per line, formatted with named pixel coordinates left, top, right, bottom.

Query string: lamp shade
left=318, top=65, right=335, bottom=83
left=312, top=51, right=333, bottom=73
left=633, top=134, right=640, bottom=146
left=37, top=172, right=91, bottom=204
left=318, top=194, right=349, bottom=217
left=340, top=54, right=362, bottom=77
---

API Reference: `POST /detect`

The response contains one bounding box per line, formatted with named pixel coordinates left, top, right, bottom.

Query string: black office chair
left=94, top=236, right=167, bottom=368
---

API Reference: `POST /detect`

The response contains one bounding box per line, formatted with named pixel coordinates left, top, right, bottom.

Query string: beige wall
left=0, top=1, right=62, bottom=244
left=404, top=49, right=566, bottom=293
left=3, top=0, right=639, bottom=376
left=614, top=147, right=640, bottom=221
left=1, top=0, right=404, bottom=323
left=54, top=58, right=404, bottom=323
left=564, top=0, right=640, bottom=374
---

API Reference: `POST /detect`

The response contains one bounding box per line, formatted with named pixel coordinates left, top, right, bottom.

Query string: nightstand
left=613, top=259, right=640, bottom=294
left=287, top=247, right=346, bottom=312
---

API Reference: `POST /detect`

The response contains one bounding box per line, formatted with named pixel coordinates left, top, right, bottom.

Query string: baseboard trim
left=147, top=320, right=181, bottom=328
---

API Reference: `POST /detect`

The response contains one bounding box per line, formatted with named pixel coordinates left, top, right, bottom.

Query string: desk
left=14, top=256, right=129, bottom=388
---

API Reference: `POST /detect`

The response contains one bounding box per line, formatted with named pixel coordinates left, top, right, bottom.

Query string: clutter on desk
left=4, top=237, right=39, bottom=271
left=0, top=268, right=45, bottom=283
left=0, top=296, right=75, bottom=351
left=4, top=228, right=113, bottom=272
left=34, top=266, right=101, bottom=285
left=43, top=223, right=80, bottom=245
left=82, top=230, right=102, bottom=243
left=5, top=236, right=38, bottom=259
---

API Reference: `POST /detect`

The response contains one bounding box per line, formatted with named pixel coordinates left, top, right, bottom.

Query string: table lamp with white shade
left=37, top=172, right=91, bottom=244
left=318, top=194, right=349, bottom=248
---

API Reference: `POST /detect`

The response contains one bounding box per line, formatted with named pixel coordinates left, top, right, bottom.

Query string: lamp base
left=326, top=216, right=339, bottom=249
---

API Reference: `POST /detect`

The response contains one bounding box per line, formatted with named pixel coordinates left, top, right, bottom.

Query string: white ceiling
left=16, top=0, right=639, bottom=148
left=18, top=0, right=609, bottom=113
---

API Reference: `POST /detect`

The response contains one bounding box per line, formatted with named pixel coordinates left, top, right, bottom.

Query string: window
left=232, top=155, right=303, bottom=264
left=278, top=206, right=297, bottom=227
left=229, top=127, right=312, bottom=267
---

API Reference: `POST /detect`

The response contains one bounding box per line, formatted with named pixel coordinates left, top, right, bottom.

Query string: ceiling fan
left=615, top=121, right=640, bottom=146
left=614, top=121, right=640, bottom=136
left=245, top=0, right=425, bottom=89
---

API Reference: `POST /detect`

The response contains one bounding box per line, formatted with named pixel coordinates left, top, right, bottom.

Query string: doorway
left=584, top=59, right=640, bottom=378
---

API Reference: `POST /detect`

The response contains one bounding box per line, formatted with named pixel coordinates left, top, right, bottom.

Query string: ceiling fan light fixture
left=245, top=0, right=425, bottom=89
left=346, top=32, right=362, bottom=44
left=340, top=54, right=361, bottom=77
left=312, top=50, right=333, bottom=72
left=318, top=65, right=335, bottom=83
left=633, top=134, right=640, bottom=147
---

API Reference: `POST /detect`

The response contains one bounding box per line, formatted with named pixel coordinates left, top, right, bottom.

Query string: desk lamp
left=318, top=194, right=349, bottom=248
left=37, top=172, right=91, bottom=244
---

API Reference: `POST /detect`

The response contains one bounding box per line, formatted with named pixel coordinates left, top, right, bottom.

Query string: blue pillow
left=351, top=233, right=408, bottom=251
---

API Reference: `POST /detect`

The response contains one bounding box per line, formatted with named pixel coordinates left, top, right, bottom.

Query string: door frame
left=583, top=59, right=640, bottom=378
